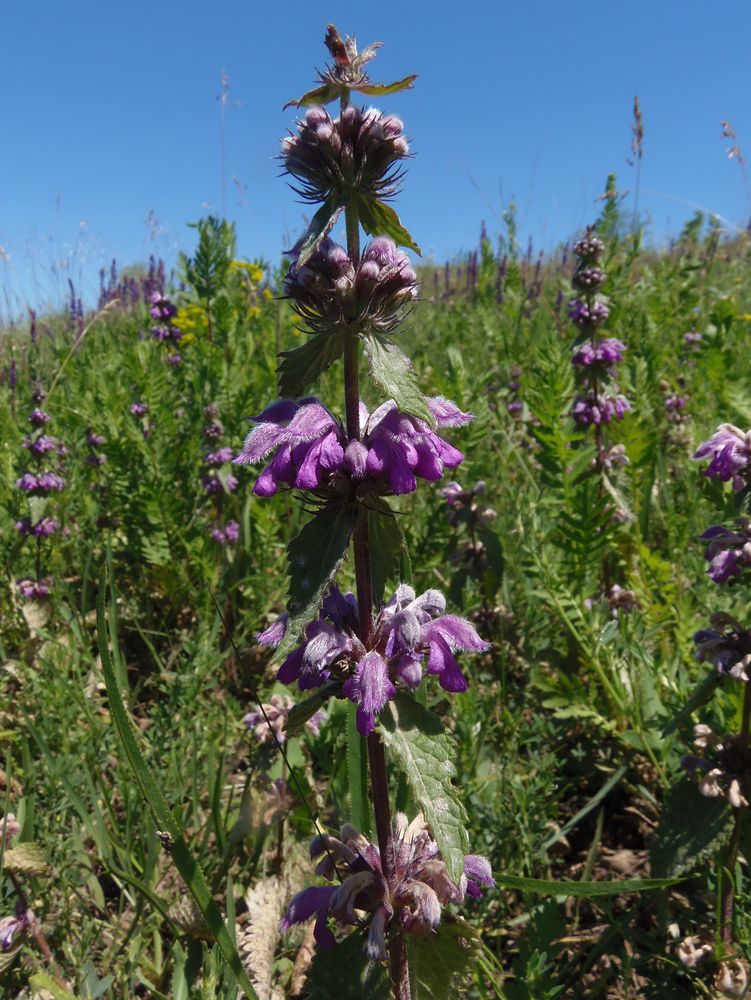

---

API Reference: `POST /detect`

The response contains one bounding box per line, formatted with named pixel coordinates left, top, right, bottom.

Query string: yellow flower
left=174, top=303, right=208, bottom=340
left=742, top=313, right=751, bottom=322
left=229, top=260, right=264, bottom=284
left=262, top=287, right=273, bottom=301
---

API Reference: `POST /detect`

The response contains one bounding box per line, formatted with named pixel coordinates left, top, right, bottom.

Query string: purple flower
left=16, top=578, right=52, bottom=600
left=87, top=433, right=106, bottom=447
left=202, top=472, right=238, bottom=495
left=702, top=521, right=751, bottom=583
left=209, top=520, right=240, bottom=545
left=263, top=584, right=489, bottom=734
left=571, top=338, right=627, bottom=368
left=243, top=693, right=327, bottom=744
left=234, top=399, right=346, bottom=497
left=148, top=292, right=177, bottom=321
left=130, top=402, right=148, bottom=417
left=684, top=330, right=703, bottom=346
left=693, top=424, right=751, bottom=490
left=507, top=401, right=523, bottom=415
left=28, top=408, right=50, bottom=427
left=167, top=353, right=182, bottom=366
left=204, top=422, right=223, bottom=439
left=357, top=397, right=470, bottom=496
left=568, top=299, right=610, bottom=330
left=24, top=434, right=60, bottom=456
left=571, top=392, right=631, bottom=426
left=206, top=447, right=234, bottom=466
left=281, top=814, right=493, bottom=958
left=15, top=472, right=65, bottom=495
left=694, top=613, right=751, bottom=682
left=16, top=516, right=59, bottom=538
left=86, top=453, right=107, bottom=468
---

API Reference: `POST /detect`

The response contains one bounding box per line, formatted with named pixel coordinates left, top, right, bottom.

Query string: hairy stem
left=339, top=99, right=407, bottom=995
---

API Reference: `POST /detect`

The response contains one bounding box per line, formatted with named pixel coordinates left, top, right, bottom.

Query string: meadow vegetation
left=3, top=109, right=751, bottom=998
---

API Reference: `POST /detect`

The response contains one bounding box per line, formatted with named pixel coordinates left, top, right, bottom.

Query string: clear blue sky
left=2, top=0, right=750, bottom=317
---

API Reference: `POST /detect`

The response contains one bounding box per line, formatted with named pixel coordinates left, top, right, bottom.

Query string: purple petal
left=284, top=402, right=337, bottom=443
left=427, top=397, right=473, bottom=427
left=424, top=615, right=491, bottom=652
left=464, top=854, right=494, bottom=887
left=343, top=651, right=395, bottom=736
left=277, top=645, right=305, bottom=684
left=257, top=614, right=288, bottom=646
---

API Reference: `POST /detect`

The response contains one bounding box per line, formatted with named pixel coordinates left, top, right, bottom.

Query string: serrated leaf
left=363, top=333, right=433, bottom=423
left=379, top=694, right=469, bottom=883
left=650, top=777, right=732, bottom=878
left=357, top=197, right=421, bottom=254
left=278, top=333, right=345, bottom=398
left=495, top=874, right=681, bottom=895
left=661, top=672, right=722, bottom=738
left=364, top=500, right=406, bottom=606
left=409, top=919, right=480, bottom=999
left=356, top=75, right=418, bottom=97
left=278, top=506, right=357, bottom=658
left=283, top=82, right=342, bottom=110
left=295, top=197, right=344, bottom=268
left=3, top=842, right=50, bottom=875
left=285, top=680, right=339, bottom=737
left=305, top=930, right=390, bottom=1000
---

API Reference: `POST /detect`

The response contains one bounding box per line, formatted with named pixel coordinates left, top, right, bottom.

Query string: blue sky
left=3, top=0, right=750, bottom=316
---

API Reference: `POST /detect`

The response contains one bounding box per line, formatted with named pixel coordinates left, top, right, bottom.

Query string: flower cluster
left=0, top=904, right=37, bottom=954
left=260, top=584, right=489, bottom=736
left=568, top=228, right=630, bottom=431
left=693, top=613, right=751, bottom=682
left=285, top=236, right=418, bottom=334
left=281, top=813, right=493, bottom=957
left=209, top=521, right=239, bottom=546
left=282, top=104, right=409, bottom=204
left=15, top=394, right=66, bottom=600
left=682, top=724, right=751, bottom=809
left=694, top=424, right=751, bottom=491
left=701, top=519, right=751, bottom=584
left=148, top=291, right=182, bottom=363
left=243, top=693, right=326, bottom=745
left=234, top=396, right=470, bottom=499
left=203, top=446, right=238, bottom=496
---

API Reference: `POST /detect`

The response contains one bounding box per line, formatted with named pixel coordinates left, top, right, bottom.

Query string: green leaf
left=96, top=569, right=259, bottom=1000
left=28, top=974, right=81, bottom=1000
left=285, top=680, right=339, bottom=737
left=495, top=874, right=682, bottom=895
left=305, top=930, right=390, bottom=1000
left=364, top=499, right=406, bottom=606
left=356, top=75, right=418, bottom=97
left=363, top=332, right=433, bottom=423
left=661, top=672, right=721, bottom=737
left=278, top=332, right=345, bottom=398
left=295, top=196, right=344, bottom=268
left=378, top=694, right=469, bottom=883
left=283, top=82, right=342, bottom=110
left=3, top=842, right=50, bottom=875
left=409, top=920, right=480, bottom=999
left=650, top=777, right=732, bottom=878
left=357, top=197, right=421, bottom=255
left=346, top=702, right=372, bottom=836
left=278, top=505, right=357, bottom=658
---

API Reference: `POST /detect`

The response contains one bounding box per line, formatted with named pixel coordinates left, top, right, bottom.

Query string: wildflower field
left=4, top=27, right=751, bottom=1000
